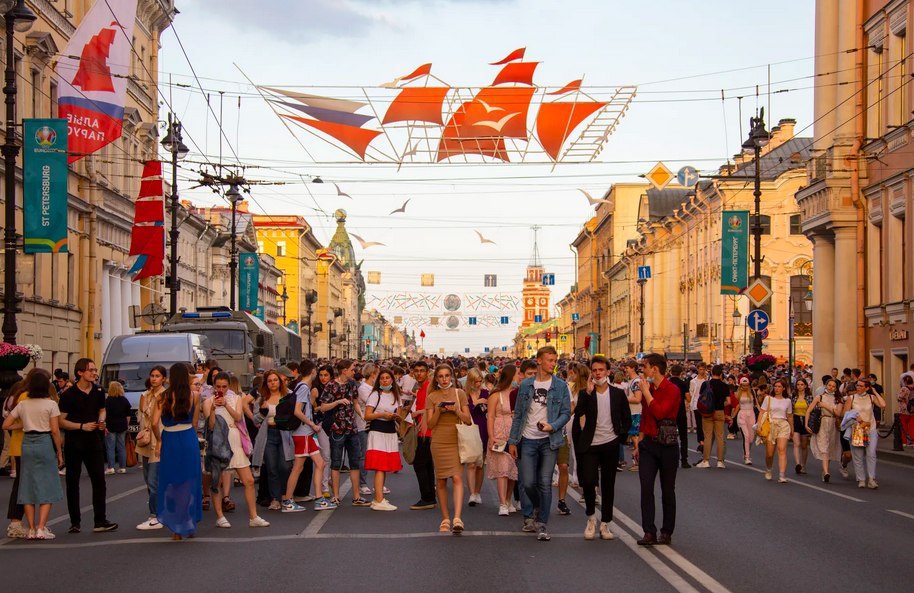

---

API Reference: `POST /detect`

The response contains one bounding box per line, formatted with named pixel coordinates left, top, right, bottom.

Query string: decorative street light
left=160, top=113, right=189, bottom=317
left=570, top=318, right=577, bottom=360
left=595, top=302, right=603, bottom=355
left=732, top=303, right=742, bottom=360
left=742, top=108, right=769, bottom=356
left=1, top=0, right=36, bottom=345
left=326, top=315, right=334, bottom=359
left=304, top=289, right=317, bottom=359
left=280, top=283, right=288, bottom=326
left=226, top=183, right=242, bottom=310
left=637, top=278, right=647, bottom=354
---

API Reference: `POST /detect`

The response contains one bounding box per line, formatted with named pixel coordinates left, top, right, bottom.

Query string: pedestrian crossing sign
left=542, top=273, right=555, bottom=286
left=500, top=316, right=510, bottom=324
left=468, top=317, right=477, bottom=325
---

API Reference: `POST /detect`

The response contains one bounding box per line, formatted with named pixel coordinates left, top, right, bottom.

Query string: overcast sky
left=157, top=0, right=814, bottom=354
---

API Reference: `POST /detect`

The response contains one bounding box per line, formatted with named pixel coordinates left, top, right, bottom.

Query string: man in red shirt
left=408, top=361, right=436, bottom=510
left=635, top=353, right=680, bottom=546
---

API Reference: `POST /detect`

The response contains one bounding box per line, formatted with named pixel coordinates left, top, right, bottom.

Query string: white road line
left=688, top=448, right=866, bottom=503
left=565, top=488, right=705, bottom=593
left=887, top=509, right=914, bottom=520
left=299, top=480, right=351, bottom=537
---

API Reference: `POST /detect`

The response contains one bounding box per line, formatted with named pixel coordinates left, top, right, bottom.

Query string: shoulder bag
left=453, top=389, right=484, bottom=465
left=807, top=402, right=822, bottom=434
left=756, top=396, right=772, bottom=440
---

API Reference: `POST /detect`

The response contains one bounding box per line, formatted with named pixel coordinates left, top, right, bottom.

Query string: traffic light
left=545, top=331, right=551, bottom=342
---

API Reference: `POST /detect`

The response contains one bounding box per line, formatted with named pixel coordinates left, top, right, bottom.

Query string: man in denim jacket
left=508, top=346, right=571, bottom=541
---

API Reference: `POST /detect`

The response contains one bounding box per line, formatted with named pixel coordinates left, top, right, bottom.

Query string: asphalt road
left=1, top=433, right=911, bottom=593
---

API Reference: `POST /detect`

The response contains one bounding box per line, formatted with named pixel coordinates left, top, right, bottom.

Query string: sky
left=157, top=0, right=815, bottom=354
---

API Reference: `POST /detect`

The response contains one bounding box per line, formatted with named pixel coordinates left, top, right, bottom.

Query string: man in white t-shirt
left=356, top=363, right=378, bottom=496
left=689, top=363, right=708, bottom=451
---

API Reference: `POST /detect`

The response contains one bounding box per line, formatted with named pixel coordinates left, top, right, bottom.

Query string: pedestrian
left=791, top=378, right=812, bottom=475
left=135, top=366, right=166, bottom=531
left=635, top=353, right=680, bottom=547
left=2, top=370, right=63, bottom=540
left=846, top=379, right=886, bottom=488
left=363, top=367, right=402, bottom=511
left=58, top=358, right=118, bottom=534
left=103, top=381, right=130, bottom=475
left=572, top=356, right=631, bottom=541
left=319, top=359, right=368, bottom=507
left=696, top=365, right=729, bottom=469
left=426, top=363, right=472, bottom=534
left=807, top=378, right=843, bottom=483
left=356, top=363, right=379, bottom=498
left=508, top=346, right=572, bottom=542
left=3, top=372, right=33, bottom=539
left=310, top=364, right=335, bottom=499
left=153, top=363, right=202, bottom=540
left=898, top=375, right=914, bottom=447
left=622, top=361, right=643, bottom=473
left=688, top=363, right=708, bottom=455
left=734, top=378, right=756, bottom=464
left=762, top=379, right=793, bottom=483
left=668, top=365, right=691, bottom=469
left=486, top=365, right=518, bottom=516
left=464, top=368, right=488, bottom=507
left=558, top=362, right=589, bottom=512
left=252, top=369, right=294, bottom=511
left=203, top=372, right=269, bottom=528
left=408, top=360, right=437, bottom=510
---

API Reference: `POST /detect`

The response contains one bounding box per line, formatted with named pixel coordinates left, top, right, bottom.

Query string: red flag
left=420, top=330, right=426, bottom=339
left=490, top=48, right=525, bottom=65
left=401, top=63, right=432, bottom=81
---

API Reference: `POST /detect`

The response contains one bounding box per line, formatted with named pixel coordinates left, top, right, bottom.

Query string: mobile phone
left=537, top=421, right=546, bottom=431
left=440, top=400, right=455, bottom=408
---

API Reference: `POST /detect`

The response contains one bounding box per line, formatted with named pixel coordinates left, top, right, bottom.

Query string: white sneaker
left=498, top=504, right=510, bottom=516
left=215, top=516, right=231, bottom=528
left=511, top=500, right=520, bottom=513
left=858, top=480, right=866, bottom=488
left=104, top=468, right=115, bottom=475
left=116, top=468, right=127, bottom=474
left=584, top=516, right=597, bottom=540
left=249, top=516, right=270, bottom=528
left=136, top=518, right=163, bottom=531
left=36, top=527, right=55, bottom=540
left=370, top=499, right=397, bottom=511
left=382, top=486, right=391, bottom=494
left=359, top=485, right=372, bottom=496
left=695, top=461, right=710, bottom=468
left=716, top=461, right=726, bottom=469
left=765, top=470, right=772, bottom=481
left=6, top=521, right=28, bottom=539
left=600, top=522, right=614, bottom=540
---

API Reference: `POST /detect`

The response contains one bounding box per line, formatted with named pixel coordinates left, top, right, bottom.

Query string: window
left=257, top=241, right=264, bottom=254
left=789, top=215, right=803, bottom=235
left=276, top=240, right=286, bottom=257
left=31, top=69, right=41, bottom=118
left=49, top=81, right=58, bottom=118
left=790, top=275, right=812, bottom=334
left=754, top=215, right=771, bottom=235
left=900, top=33, right=907, bottom=125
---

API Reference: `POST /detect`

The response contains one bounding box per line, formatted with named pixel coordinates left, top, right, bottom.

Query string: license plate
left=127, top=425, right=140, bottom=433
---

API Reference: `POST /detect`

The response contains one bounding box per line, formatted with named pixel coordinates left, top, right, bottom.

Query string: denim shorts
left=329, top=432, right=362, bottom=470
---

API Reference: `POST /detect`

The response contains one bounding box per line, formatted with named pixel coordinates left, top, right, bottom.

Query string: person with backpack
left=252, top=369, right=295, bottom=512
left=695, top=365, right=730, bottom=469
left=688, top=363, right=709, bottom=458
left=311, top=365, right=336, bottom=499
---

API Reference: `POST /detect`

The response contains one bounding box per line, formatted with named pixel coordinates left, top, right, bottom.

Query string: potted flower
left=0, top=343, right=42, bottom=371
left=745, top=354, right=776, bottom=372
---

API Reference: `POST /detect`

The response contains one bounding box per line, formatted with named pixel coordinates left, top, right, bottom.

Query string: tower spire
left=529, top=225, right=542, bottom=268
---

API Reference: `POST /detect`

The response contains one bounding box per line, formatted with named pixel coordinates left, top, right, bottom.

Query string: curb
left=876, top=448, right=914, bottom=466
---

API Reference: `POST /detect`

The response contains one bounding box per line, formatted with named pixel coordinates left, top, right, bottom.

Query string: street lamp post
left=788, top=297, right=796, bottom=384
left=570, top=319, right=577, bottom=360
left=595, top=302, right=603, bottom=355
left=327, top=317, right=334, bottom=359
left=304, top=289, right=317, bottom=359
left=637, top=278, right=647, bottom=354
left=226, top=184, right=242, bottom=310
left=742, top=109, right=769, bottom=356
left=280, top=284, right=288, bottom=326
left=160, top=113, right=189, bottom=317
left=1, top=0, right=36, bottom=345
left=732, top=304, right=742, bottom=362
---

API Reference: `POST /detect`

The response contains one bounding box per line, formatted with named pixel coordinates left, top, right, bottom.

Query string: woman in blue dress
left=153, top=363, right=202, bottom=540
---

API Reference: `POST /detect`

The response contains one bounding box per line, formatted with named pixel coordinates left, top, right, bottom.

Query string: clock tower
left=521, top=227, right=551, bottom=328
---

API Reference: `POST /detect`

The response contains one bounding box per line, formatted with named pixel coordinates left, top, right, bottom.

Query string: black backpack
left=273, top=390, right=302, bottom=432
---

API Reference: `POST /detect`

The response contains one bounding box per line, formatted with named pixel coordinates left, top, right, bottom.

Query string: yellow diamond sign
left=646, top=162, right=675, bottom=190
left=746, top=277, right=772, bottom=308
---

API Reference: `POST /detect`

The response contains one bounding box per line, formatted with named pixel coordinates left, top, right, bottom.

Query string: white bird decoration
left=333, top=183, right=352, bottom=199
left=578, top=188, right=612, bottom=206
left=379, top=76, right=402, bottom=89
left=475, top=112, right=520, bottom=132
left=389, top=199, right=411, bottom=215
left=477, top=99, right=505, bottom=114
left=475, top=230, right=497, bottom=245
left=350, top=233, right=385, bottom=249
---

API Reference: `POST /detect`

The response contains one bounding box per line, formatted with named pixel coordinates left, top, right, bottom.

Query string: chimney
left=237, top=200, right=250, bottom=213
left=777, top=118, right=796, bottom=140
left=764, top=118, right=797, bottom=153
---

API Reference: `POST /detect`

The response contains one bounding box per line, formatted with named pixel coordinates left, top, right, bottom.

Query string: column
left=811, top=233, right=835, bottom=376
left=833, top=226, right=858, bottom=366
left=814, top=0, right=839, bottom=149
left=834, top=0, right=857, bottom=142
left=101, top=266, right=112, bottom=349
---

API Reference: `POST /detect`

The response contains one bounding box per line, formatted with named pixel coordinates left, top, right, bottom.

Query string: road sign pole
left=638, top=277, right=647, bottom=354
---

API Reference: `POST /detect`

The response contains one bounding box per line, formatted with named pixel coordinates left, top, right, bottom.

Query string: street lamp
left=732, top=304, right=741, bottom=361
left=637, top=278, right=647, bottom=354
left=280, top=283, right=288, bottom=326
left=788, top=297, right=796, bottom=384
left=160, top=113, right=189, bottom=317
left=742, top=109, right=769, bottom=356
left=305, top=289, right=317, bottom=359
left=1, top=0, right=36, bottom=345
left=225, top=183, right=242, bottom=310
left=326, top=315, right=334, bottom=359
left=596, top=302, right=603, bottom=355
left=570, top=319, right=577, bottom=360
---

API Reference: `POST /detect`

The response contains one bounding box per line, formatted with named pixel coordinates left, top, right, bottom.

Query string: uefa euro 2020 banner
left=23, top=119, right=69, bottom=253
left=239, top=252, right=260, bottom=314
left=720, top=211, right=749, bottom=295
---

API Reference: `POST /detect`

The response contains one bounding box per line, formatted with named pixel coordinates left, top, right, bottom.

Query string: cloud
left=198, top=0, right=513, bottom=40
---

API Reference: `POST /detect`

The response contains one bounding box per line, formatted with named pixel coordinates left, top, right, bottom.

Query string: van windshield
left=101, top=362, right=182, bottom=393
left=193, top=329, right=247, bottom=354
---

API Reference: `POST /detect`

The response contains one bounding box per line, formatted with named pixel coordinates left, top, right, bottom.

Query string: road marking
left=299, top=480, right=351, bottom=537
left=688, top=448, right=865, bottom=503
left=887, top=509, right=914, bottom=521
left=565, top=488, right=708, bottom=593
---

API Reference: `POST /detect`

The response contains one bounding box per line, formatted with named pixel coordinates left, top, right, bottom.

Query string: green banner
left=239, top=252, right=259, bottom=313
left=721, top=210, right=749, bottom=295
left=23, top=119, right=69, bottom=253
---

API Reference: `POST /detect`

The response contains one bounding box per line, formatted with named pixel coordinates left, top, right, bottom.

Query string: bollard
left=893, top=413, right=904, bottom=451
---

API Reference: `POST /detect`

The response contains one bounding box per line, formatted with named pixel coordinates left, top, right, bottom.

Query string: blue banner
left=23, top=119, right=69, bottom=252
left=239, top=252, right=259, bottom=312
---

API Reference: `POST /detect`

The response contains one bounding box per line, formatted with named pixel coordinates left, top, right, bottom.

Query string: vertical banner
left=23, top=119, right=69, bottom=253
left=720, top=210, right=749, bottom=295
left=239, top=252, right=259, bottom=312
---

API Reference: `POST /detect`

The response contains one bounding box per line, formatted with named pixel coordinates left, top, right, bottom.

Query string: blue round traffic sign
left=677, top=166, right=699, bottom=188
left=747, top=309, right=770, bottom=332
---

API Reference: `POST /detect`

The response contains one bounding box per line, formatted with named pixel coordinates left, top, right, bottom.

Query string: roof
left=732, top=137, right=812, bottom=181
left=644, top=188, right=692, bottom=221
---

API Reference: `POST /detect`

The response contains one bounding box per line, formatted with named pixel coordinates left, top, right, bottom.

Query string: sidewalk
left=876, top=426, right=914, bottom=466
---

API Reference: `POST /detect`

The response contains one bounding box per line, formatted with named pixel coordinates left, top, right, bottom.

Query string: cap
left=739, top=377, right=750, bottom=385
left=276, top=366, right=294, bottom=379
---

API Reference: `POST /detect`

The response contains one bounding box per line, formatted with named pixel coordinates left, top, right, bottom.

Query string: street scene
left=1, top=1, right=913, bottom=592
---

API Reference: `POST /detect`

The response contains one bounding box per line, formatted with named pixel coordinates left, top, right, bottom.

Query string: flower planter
left=0, top=354, right=30, bottom=371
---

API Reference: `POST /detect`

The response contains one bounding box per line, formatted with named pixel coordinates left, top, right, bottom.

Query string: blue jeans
left=518, top=437, right=558, bottom=526
left=141, top=457, right=159, bottom=516
left=263, top=428, right=291, bottom=502
left=358, top=431, right=369, bottom=487
left=105, top=431, right=126, bottom=469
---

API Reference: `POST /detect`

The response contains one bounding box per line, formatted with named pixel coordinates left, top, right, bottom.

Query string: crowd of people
left=1, top=349, right=905, bottom=544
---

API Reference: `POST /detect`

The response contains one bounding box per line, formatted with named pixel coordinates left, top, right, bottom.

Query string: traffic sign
left=542, top=273, right=555, bottom=286
left=468, top=317, right=477, bottom=326
left=638, top=266, right=651, bottom=280
left=646, top=162, right=674, bottom=190
left=484, top=347, right=490, bottom=353
left=677, top=166, right=699, bottom=188
left=745, top=277, right=772, bottom=308
left=571, top=313, right=580, bottom=322
left=758, top=328, right=769, bottom=340
left=534, top=315, right=543, bottom=323
left=636, top=352, right=645, bottom=361
left=500, top=316, right=510, bottom=325
left=560, top=335, right=567, bottom=342
left=501, top=346, right=507, bottom=351
left=464, top=347, right=470, bottom=353
left=747, top=309, right=770, bottom=332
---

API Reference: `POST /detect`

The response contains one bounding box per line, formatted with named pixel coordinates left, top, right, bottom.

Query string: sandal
left=223, top=497, right=236, bottom=512
left=452, top=518, right=464, bottom=534
left=439, top=519, right=451, bottom=533
left=202, top=496, right=210, bottom=511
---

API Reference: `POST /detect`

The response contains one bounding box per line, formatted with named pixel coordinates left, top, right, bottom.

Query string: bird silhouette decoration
left=578, top=188, right=612, bottom=206
left=389, top=199, right=411, bottom=215
left=350, top=233, right=385, bottom=249
left=333, top=183, right=352, bottom=199
left=475, top=230, right=496, bottom=245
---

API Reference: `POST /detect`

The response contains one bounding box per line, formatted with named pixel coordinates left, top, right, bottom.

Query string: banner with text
left=239, top=252, right=260, bottom=313
left=720, top=210, right=749, bottom=295
left=23, top=119, right=69, bottom=253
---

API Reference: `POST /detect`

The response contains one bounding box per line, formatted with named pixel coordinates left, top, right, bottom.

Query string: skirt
left=157, top=425, right=203, bottom=537
left=364, top=431, right=402, bottom=472
left=19, top=433, right=63, bottom=505
left=486, top=415, right=517, bottom=480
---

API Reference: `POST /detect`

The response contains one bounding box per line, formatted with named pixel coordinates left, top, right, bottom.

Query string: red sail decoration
left=470, top=87, right=535, bottom=139
left=401, top=63, right=432, bottom=81
left=492, top=62, right=539, bottom=86
left=436, top=100, right=510, bottom=162
left=134, top=199, right=164, bottom=224
left=382, top=87, right=450, bottom=125
left=548, top=79, right=583, bottom=95
left=536, top=100, right=606, bottom=161
left=128, top=160, right=166, bottom=280
left=490, top=48, right=525, bottom=65
left=283, top=115, right=382, bottom=160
